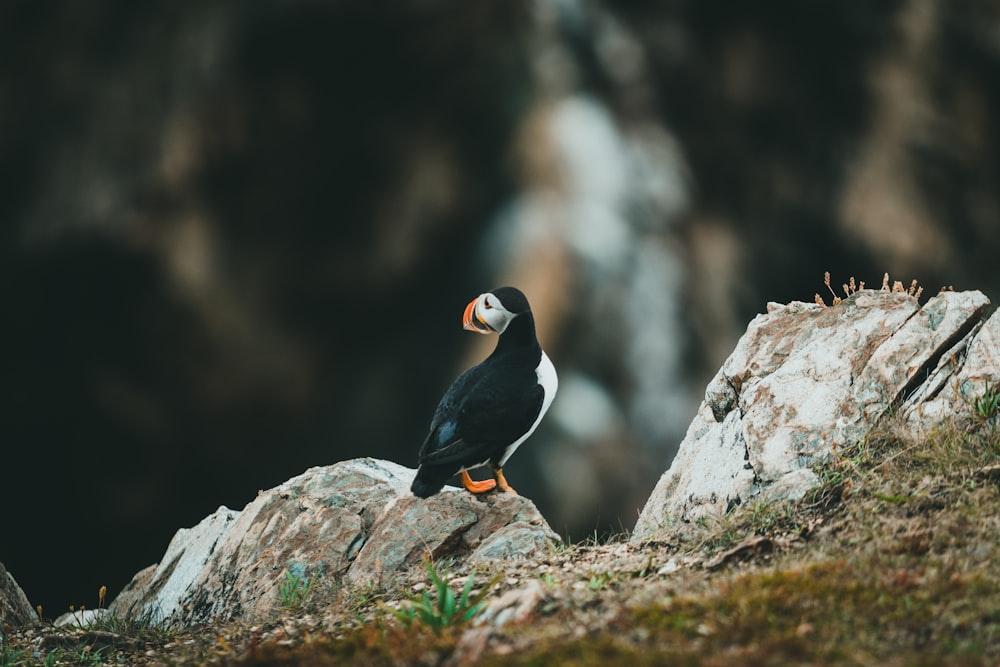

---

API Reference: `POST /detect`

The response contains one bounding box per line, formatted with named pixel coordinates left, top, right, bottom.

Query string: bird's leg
left=461, top=470, right=497, bottom=494
left=493, top=466, right=518, bottom=495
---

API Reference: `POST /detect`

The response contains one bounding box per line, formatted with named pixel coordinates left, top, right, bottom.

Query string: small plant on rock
left=974, top=381, right=1000, bottom=426
left=279, top=563, right=315, bottom=610
left=391, top=558, right=497, bottom=632
left=586, top=571, right=616, bottom=591
left=815, top=271, right=925, bottom=307
left=89, top=608, right=171, bottom=644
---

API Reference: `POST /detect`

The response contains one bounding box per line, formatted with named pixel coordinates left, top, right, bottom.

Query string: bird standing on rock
left=411, top=287, right=558, bottom=498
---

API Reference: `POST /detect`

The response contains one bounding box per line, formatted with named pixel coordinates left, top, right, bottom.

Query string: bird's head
left=462, top=286, right=530, bottom=335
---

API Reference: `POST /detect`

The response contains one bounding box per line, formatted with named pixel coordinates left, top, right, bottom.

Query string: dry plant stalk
left=823, top=271, right=841, bottom=305
left=818, top=272, right=932, bottom=308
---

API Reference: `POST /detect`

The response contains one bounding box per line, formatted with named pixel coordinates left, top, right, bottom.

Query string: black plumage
left=411, top=287, right=555, bottom=498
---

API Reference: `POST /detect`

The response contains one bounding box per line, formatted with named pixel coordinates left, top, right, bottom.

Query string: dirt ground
left=5, top=417, right=999, bottom=666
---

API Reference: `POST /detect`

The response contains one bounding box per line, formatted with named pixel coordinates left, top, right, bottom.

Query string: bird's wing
left=418, top=373, right=544, bottom=466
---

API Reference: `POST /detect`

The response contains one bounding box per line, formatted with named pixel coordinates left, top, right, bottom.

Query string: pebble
left=657, top=560, right=680, bottom=575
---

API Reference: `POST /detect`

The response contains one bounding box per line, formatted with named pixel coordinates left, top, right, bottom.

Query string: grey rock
left=54, top=608, right=109, bottom=628
left=345, top=489, right=558, bottom=590
left=448, top=579, right=548, bottom=666
left=470, top=521, right=560, bottom=563
left=904, top=306, right=1000, bottom=427
left=0, top=561, right=37, bottom=629
left=111, top=458, right=559, bottom=627
left=759, top=469, right=821, bottom=503
left=111, top=506, right=238, bottom=623
left=632, top=289, right=995, bottom=543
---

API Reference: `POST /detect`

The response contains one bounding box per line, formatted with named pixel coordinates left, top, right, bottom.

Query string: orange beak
left=462, top=297, right=492, bottom=334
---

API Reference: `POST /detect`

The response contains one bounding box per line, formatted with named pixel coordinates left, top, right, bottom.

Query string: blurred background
left=2, top=0, right=999, bottom=613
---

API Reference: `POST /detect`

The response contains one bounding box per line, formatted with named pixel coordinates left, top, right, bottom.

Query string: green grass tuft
left=0, top=648, right=28, bottom=667
left=279, top=564, right=315, bottom=611
left=390, top=558, right=498, bottom=632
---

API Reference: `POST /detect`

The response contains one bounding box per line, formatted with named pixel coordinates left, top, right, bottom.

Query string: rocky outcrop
left=110, top=458, right=558, bottom=627
left=0, top=561, right=37, bottom=629
left=632, top=289, right=997, bottom=543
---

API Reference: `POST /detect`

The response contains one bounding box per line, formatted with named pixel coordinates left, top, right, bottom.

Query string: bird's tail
left=410, top=465, right=451, bottom=498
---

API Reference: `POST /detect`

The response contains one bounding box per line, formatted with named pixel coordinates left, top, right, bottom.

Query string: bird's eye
left=483, top=298, right=492, bottom=309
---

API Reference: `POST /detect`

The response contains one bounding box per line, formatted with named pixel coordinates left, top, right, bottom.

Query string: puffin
left=410, top=286, right=558, bottom=498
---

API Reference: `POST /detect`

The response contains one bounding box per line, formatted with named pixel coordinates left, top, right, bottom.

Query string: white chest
left=499, top=350, right=558, bottom=466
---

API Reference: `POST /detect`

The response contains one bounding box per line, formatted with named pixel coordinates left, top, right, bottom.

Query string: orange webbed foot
left=494, top=467, right=518, bottom=495
left=461, top=470, right=497, bottom=494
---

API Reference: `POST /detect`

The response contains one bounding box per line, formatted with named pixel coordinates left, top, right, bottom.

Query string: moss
left=635, top=560, right=997, bottom=661
left=473, top=557, right=998, bottom=666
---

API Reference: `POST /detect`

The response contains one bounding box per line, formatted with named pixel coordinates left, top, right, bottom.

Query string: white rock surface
left=54, top=608, right=109, bottom=628
left=111, top=505, right=238, bottom=624
left=632, top=289, right=994, bottom=542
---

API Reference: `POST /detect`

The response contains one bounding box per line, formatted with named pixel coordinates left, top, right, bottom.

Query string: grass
left=3, top=416, right=998, bottom=665
left=472, top=416, right=1000, bottom=666
left=494, top=558, right=998, bottom=666
left=975, top=381, right=1000, bottom=424
left=278, top=564, right=315, bottom=610
left=41, top=646, right=109, bottom=667
left=5, top=597, right=175, bottom=667
left=0, top=648, right=27, bottom=667
left=389, top=558, right=498, bottom=632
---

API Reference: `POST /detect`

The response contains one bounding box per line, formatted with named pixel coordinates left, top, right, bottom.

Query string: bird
left=411, top=286, right=558, bottom=498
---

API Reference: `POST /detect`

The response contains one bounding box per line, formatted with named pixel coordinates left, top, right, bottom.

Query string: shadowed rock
left=0, top=561, right=38, bottom=629
left=110, top=458, right=558, bottom=627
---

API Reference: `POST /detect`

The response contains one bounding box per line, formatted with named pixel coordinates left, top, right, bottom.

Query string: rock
left=475, top=579, right=547, bottom=629
left=470, top=521, right=560, bottom=563
left=111, top=505, right=238, bottom=623
left=0, top=561, right=37, bottom=628
left=110, top=458, right=559, bottom=627
left=903, top=306, right=1000, bottom=427
left=759, top=469, right=821, bottom=503
left=54, top=608, right=109, bottom=628
left=346, top=493, right=558, bottom=591
left=448, top=580, right=548, bottom=666
left=632, top=290, right=995, bottom=543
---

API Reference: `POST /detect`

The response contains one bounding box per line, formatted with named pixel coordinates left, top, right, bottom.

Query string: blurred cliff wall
left=2, top=0, right=998, bottom=610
